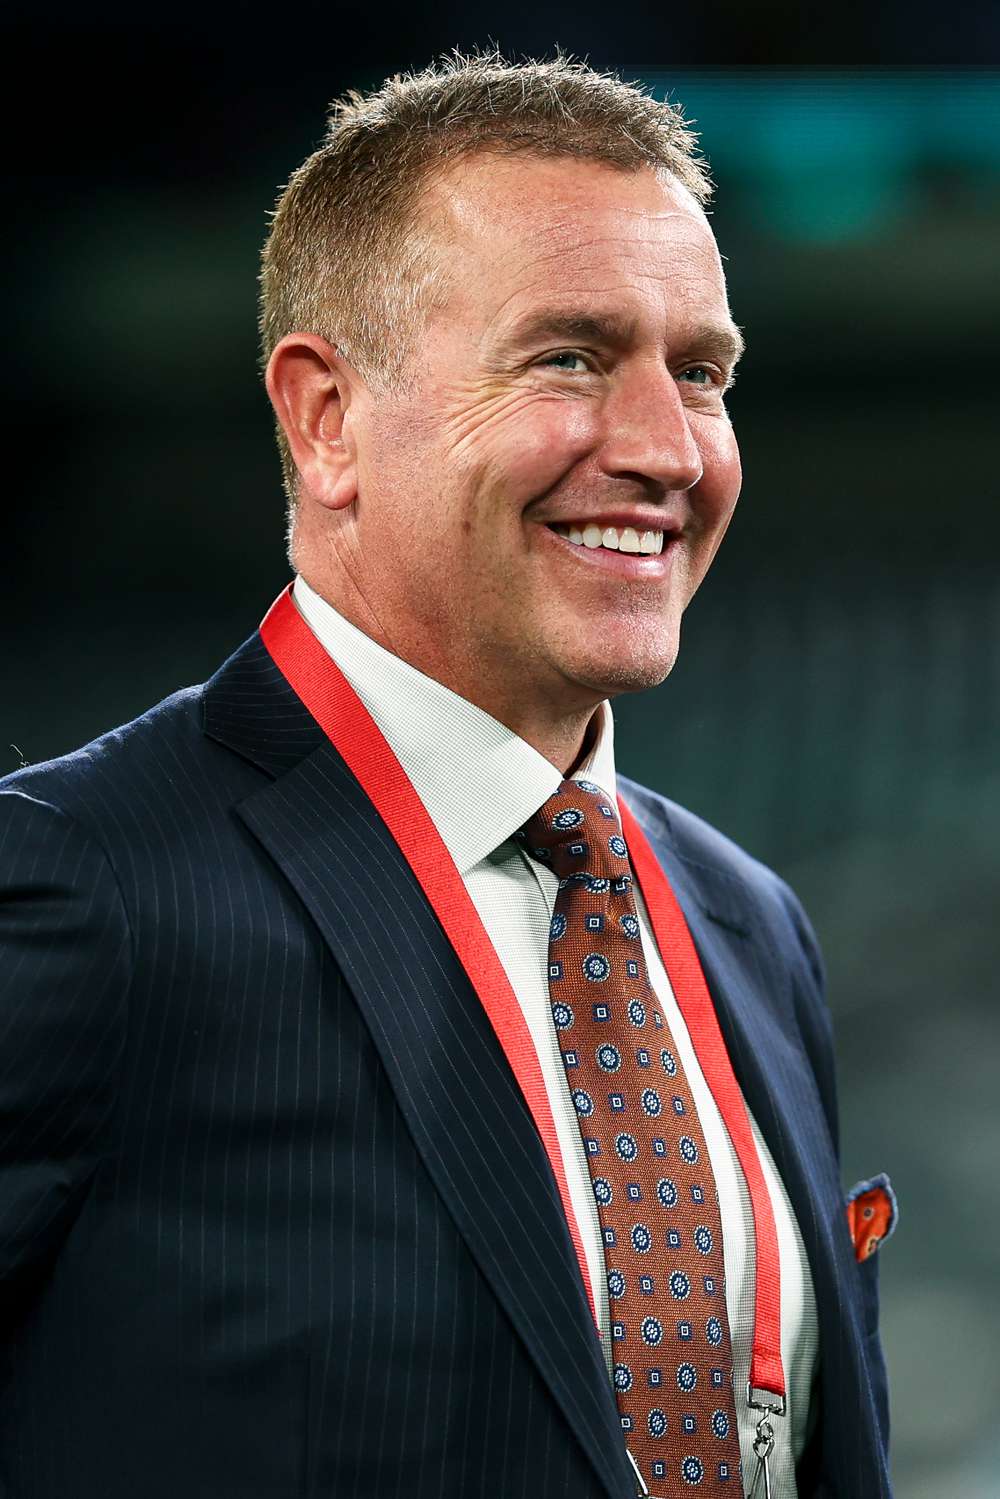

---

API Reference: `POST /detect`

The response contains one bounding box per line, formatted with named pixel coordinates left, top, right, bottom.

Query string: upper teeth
left=552, top=523, right=665, bottom=556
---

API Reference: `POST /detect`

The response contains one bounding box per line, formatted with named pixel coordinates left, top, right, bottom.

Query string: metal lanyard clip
left=747, top=1384, right=786, bottom=1499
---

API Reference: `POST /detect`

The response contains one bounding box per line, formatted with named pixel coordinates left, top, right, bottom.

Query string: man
left=0, top=53, right=893, bottom=1499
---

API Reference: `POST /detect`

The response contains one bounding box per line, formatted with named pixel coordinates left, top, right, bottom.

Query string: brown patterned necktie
left=518, top=778, right=743, bottom=1496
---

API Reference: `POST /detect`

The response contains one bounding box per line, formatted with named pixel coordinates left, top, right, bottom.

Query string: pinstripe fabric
left=0, top=628, right=891, bottom=1498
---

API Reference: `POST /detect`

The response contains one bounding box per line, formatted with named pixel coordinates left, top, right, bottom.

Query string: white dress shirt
left=292, top=573, right=819, bottom=1496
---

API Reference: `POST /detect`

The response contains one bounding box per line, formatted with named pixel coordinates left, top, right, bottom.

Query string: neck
left=485, top=695, right=600, bottom=776
left=390, top=647, right=600, bottom=775
left=296, top=567, right=602, bottom=775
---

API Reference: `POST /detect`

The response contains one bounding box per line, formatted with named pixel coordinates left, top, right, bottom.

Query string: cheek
left=693, top=416, right=742, bottom=527
left=456, top=394, right=601, bottom=505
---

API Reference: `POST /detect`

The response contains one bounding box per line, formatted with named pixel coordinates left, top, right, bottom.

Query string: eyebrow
left=499, top=309, right=746, bottom=368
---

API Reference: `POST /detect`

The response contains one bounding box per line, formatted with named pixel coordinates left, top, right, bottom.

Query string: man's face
left=340, top=153, right=743, bottom=722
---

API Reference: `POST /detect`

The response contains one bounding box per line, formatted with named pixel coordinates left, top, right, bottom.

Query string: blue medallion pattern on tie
left=583, top=953, right=611, bottom=982
left=641, top=1316, right=663, bottom=1346
left=657, top=1178, right=679, bottom=1208
left=682, top=1454, right=705, bottom=1485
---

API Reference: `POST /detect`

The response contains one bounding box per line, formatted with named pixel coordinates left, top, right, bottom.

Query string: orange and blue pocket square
left=845, top=1173, right=898, bottom=1262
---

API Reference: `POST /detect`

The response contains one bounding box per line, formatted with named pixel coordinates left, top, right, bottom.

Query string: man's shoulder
left=0, top=631, right=271, bottom=842
left=1, top=681, right=208, bottom=826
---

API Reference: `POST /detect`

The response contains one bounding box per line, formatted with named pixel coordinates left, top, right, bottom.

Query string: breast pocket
left=844, top=1173, right=897, bottom=1339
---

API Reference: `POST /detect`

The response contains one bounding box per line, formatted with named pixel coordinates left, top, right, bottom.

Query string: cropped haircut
left=260, top=49, right=714, bottom=509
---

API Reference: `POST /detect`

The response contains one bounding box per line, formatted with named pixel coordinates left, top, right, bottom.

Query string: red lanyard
left=619, top=799, right=785, bottom=1403
left=259, top=584, right=786, bottom=1404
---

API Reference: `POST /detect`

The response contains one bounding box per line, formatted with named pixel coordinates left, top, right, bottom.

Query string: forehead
left=423, top=154, right=728, bottom=331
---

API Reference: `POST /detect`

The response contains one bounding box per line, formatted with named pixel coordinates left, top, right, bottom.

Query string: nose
left=598, top=361, right=704, bottom=492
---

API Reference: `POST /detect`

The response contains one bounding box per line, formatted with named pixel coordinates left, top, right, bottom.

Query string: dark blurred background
left=3, top=5, right=999, bottom=1493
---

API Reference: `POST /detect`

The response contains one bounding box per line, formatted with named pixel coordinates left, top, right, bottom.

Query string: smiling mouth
left=547, top=522, right=665, bottom=556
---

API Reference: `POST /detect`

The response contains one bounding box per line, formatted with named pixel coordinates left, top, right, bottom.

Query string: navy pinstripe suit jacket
left=0, top=625, right=892, bottom=1498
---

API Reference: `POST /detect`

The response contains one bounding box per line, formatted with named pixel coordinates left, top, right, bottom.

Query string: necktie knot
left=519, top=779, right=629, bottom=881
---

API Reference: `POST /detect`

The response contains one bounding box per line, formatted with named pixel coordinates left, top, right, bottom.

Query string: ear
left=265, top=333, right=359, bottom=511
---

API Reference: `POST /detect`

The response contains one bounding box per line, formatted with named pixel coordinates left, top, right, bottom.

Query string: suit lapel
left=204, top=633, right=631, bottom=1499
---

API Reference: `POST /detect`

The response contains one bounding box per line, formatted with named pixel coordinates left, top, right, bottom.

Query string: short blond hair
left=260, top=49, right=714, bottom=508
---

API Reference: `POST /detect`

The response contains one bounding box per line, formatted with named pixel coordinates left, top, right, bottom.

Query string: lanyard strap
left=619, top=799, right=785, bottom=1401
left=259, top=584, right=785, bottom=1401
left=259, top=586, right=595, bottom=1324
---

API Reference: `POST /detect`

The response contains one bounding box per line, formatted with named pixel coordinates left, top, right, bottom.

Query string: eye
left=539, top=350, right=592, bottom=373
left=677, top=365, right=718, bottom=386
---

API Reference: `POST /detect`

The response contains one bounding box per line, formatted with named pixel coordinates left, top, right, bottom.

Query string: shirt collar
left=291, top=575, right=618, bottom=875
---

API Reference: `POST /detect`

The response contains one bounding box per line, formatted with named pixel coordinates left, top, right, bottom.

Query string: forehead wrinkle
left=484, top=229, right=679, bottom=280
left=515, top=225, right=714, bottom=266
left=519, top=199, right=708, bottom=231
left=480, top=191, right=716, bottom=257
left=505, top=241, right=728, bottom=315
left=489, top=252, right=724, bottom=322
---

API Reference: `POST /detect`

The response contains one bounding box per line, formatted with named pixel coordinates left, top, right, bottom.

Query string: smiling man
left=0, top=53, right=893, bottom=1499
left=271, top=152, right=743, bottom=771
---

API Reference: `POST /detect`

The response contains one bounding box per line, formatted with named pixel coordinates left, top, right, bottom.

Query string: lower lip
left=540, top=525, right=680, bottom=579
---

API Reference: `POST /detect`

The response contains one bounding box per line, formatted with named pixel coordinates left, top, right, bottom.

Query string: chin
left=570, top=637, right=681, bottom=698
